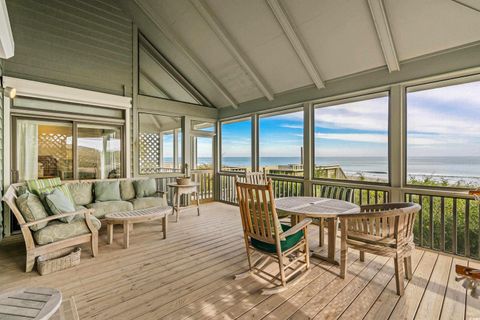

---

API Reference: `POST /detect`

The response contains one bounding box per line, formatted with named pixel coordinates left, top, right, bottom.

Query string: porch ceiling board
left=266, top=0, right=325, bottom=89
left=190, top=0, right=274, bottom=101
left=134, top=0, right=238, bottom=109
left=367, top=0, right=400, bottom=72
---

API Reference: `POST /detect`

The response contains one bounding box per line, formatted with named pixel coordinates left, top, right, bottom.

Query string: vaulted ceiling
left=124, top=0, right=480, bottom=109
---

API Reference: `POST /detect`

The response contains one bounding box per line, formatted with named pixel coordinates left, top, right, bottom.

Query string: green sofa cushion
left=251, top=224, right=304, bottom=253
left=68, top=182, right=93, bottom=206
left=130, top=197, right=168, bottom=210
left=86, top=201, right=133, bottom=218
left=133, top=179, right=157, bottom=198
left=15, top=193, right=49, bottom=231
left=33, top=215, right=101, bottom=245
left=44, top=188, right=77, bottom=223
left=94, top=180, right=121, bottom=202
left=120, top=180, right=136, bottom=201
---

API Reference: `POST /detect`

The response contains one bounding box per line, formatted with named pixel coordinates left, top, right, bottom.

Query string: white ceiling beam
left=134, top=0, right=238, bottom=109
left=190, top=0, right=274, bottom=101
left=266, top=0, right=324, bottom=89
left=367, top=0, right=400, bottom=72
left=0, top=0, right=14, bottom=59
left=451, top=0, right=480, bottom=14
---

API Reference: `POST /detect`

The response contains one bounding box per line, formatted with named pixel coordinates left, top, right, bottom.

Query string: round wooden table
left=0, top=287, right=62, bottom=319
left=275, top=197, right=360, bottom=265
left=167, top=182, right=200, bottom=222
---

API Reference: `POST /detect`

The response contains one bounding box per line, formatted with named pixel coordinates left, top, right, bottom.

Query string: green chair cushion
left=33, top=215, right=101, bottom=245
left=15, top=193, right=49, bottom=231
left=68, top=182, right=93, bottom=206
left=44, top=188, right=77, bottom=223
left=133, top=179, right=157, bottom=198
left=120, top=180, right=136, bottom=201
left=94, top=180, right=121, bottom=202
left=251, top=224, right=304, bottom=253
left=86, top=201, right=133, bottom=218
left=130, top=197, right=168, bottom=210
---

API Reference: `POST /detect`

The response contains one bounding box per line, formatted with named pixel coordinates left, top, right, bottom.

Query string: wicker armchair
left=339, top=202, right=421, bottom=295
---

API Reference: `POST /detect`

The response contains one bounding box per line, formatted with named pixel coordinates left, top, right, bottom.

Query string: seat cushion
left=86, top=201, right=133, bottom=218
left=133, top=178, right=157, bottom=198
left=16, top=193, right=49, bottom=231
left=120, top=180, right=136, bottom=201
left=251, top=224, right=304, bottom=253
left=33, top=215, right=101, bottom=245
left=68, top=182, right=93, bottom=206
left=94, top=180, right=121, bottom=202
left=130, top=197, right=168, bottom=210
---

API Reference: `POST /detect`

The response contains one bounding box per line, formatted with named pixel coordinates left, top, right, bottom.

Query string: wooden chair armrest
left=22, top=209, right=94, bottom=228
left=281, top=218, right=312, bottom=238
left=339, top=211, right=402, bottom=220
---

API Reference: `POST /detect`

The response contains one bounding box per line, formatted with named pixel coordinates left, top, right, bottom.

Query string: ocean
left=204, top=156, right=480, bottom=185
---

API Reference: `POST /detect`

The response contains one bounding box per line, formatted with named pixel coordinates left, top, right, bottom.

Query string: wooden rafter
left=367, top=0, right=400, bottom=72
left=135, top=0, right=238, bottom=108
left=190, top=0, right=274, bottom=101
left=266, top=0, right=325, bottom=89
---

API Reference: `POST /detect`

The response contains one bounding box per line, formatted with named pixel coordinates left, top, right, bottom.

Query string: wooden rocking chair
left=235, top=179, right=312, bottom=295
left=339, top=202, right=420, bottom=295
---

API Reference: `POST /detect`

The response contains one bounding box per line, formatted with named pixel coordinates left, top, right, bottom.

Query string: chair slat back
left=347, top=203, right=420, bottom=243
left=320, top=185, right=353, bottom=203
left=236, top=179, right=280, bottom=244
left=245, top=171, right=268, bottom=185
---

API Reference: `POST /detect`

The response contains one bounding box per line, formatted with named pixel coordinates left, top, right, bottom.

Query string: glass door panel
left=77, top=124, right=122, bottom=179
left=15, top=119, right=73, bottom=182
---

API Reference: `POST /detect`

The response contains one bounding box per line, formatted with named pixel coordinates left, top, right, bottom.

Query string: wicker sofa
left=3, top=178, right=167, bottom=272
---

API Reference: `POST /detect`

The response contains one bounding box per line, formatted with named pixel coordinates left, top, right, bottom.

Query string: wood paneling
left=4, top=0, right=132, bottom=96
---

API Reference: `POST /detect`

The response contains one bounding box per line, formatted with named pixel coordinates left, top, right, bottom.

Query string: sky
left=220, top=80, right=480, bottom=159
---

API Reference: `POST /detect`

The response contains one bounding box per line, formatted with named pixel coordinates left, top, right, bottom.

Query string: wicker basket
left=37, top=247, right=81, bottom=276
left=176, top=177, right=191, bottom=185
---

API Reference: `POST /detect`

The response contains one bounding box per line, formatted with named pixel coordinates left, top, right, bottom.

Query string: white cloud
left=316, top=133, right=387, bottom=143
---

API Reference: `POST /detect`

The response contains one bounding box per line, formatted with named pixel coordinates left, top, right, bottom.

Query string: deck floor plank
left=0, top=202, right=476, bottom=320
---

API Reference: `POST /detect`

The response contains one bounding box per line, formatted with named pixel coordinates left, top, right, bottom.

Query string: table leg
left=107, top=223, right=113, bottom=245
left=162, top=215, right=167, bottom=239
left=123, top=221, right=130, bottom=249
left=327, top=218, right=337, bottom=261
left=175, top=192, right=180, bottom=222
left=196, top=191, right=200, bottom=216
left=311, top=217, right=339, bottom=265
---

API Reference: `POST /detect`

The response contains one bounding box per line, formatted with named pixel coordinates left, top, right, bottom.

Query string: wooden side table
left=167, top=183, right=200, bottom=222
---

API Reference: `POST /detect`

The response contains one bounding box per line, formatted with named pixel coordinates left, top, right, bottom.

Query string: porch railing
left=405, top=189, right=479, bottom=260
left=312, top=182, right=390, bottom=206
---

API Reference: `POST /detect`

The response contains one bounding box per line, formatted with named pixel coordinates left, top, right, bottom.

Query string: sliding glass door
left=77, top=125, right=122, bottom=180
left=13, top=117, right=123, bottom=182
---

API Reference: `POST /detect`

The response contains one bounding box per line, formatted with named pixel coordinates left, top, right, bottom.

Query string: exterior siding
left=4, top=0, right=133, bottom=96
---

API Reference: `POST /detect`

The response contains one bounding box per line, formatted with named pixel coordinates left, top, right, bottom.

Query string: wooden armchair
left=339, top=202, right=420, bottom=295
left=318, top=185, right=354, bottom=247
left=235, top=179, right=312, bottom=295
left=3, top=183, right=99, bottom=272
left=245, top=171, right=268, bottom=184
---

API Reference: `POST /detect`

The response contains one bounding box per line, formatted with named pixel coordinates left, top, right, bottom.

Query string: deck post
left=389, top=84, right=404, bottom=202
left=303, top=102, right=313, bottom=196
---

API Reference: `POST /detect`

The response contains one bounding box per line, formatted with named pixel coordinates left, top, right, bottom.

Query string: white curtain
left=17, top=121, right=38, bottom=181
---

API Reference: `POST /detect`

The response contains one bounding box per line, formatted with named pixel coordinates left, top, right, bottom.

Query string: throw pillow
left=44, top=188, right=77, bottom=223
left=94, top=180, right=121, bottom=202
left=133, top=179, right=157, bottom=198
left=15, top=193, right=49, bottom=231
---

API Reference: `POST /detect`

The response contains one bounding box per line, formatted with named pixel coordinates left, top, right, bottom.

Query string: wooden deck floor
left=1, top=202, right=479, bottom=320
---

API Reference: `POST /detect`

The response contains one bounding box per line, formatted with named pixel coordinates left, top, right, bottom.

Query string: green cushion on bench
left=251, top=224, right=304, bottom=253
left=33, top=215, right=101, bottom=245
